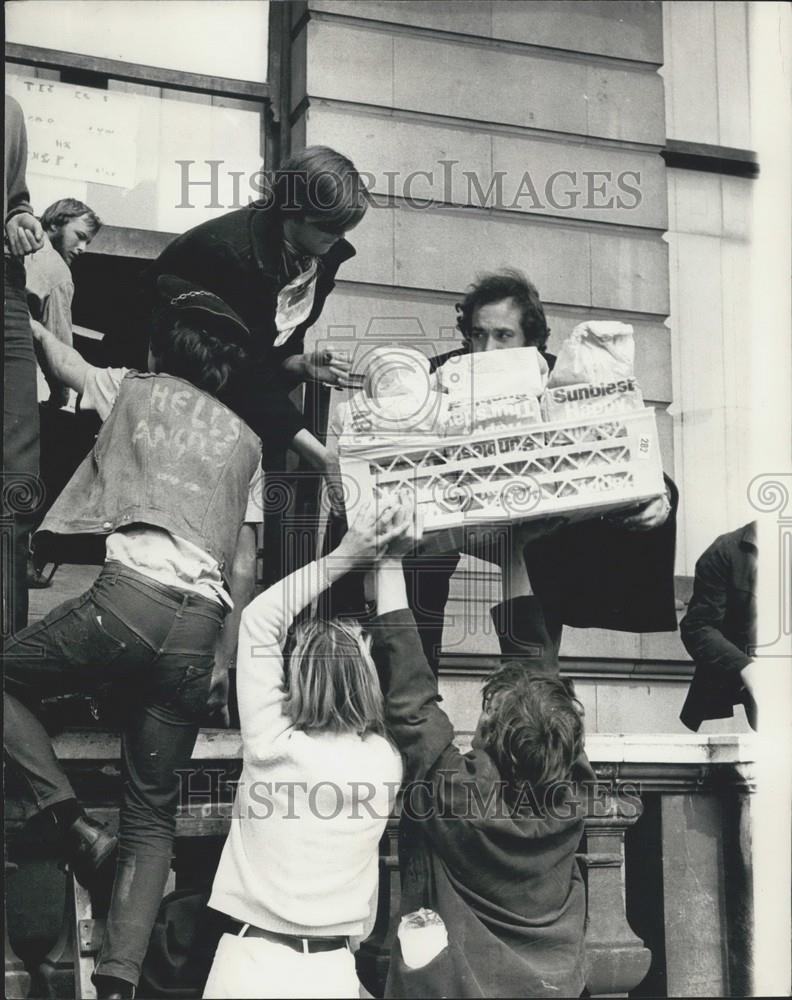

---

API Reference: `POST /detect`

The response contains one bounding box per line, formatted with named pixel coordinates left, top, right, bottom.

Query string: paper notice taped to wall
left=7, top=75, right=139, bottom=189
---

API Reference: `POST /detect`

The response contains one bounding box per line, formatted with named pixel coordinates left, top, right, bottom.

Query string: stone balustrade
left=5, top=732, right=754, bottom=998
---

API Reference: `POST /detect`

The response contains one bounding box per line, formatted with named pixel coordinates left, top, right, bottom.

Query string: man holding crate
left=382, top=269, right=678, bottom=672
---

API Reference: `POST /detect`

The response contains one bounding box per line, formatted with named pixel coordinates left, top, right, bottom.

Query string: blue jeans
left=3, top=561, right=225, bottom=985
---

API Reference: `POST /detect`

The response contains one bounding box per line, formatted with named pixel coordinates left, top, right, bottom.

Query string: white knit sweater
left=209, top=560, right=403, bottom=938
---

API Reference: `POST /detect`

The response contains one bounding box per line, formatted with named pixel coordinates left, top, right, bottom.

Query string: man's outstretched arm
left=31, top=321, right=91, bottom=395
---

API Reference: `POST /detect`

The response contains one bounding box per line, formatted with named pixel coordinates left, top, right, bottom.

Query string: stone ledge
left=439, top=652, right=694, bottom=681
left=50, top=729, right=756, bottom=765
left=3, top=731, right=753, bottom=835
left=587, top=732, right=756, bottom=765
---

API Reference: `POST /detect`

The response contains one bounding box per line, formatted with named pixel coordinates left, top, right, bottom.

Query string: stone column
left=660, top=764, right=755, bottom=997
left=582, top=789, right=652, bottom=997
left=4, top=861, right=31, bottom=1000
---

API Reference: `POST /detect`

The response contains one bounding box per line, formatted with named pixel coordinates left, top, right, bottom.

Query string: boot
left=94, top=974, right=135, bottom=999
left=63, top=815, right=117, bottom=888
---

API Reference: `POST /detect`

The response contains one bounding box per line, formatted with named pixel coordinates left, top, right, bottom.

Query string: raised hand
left=383, top=490, right=423, bottom=559
left=336, top=498, right=409, bottom=565
left=205, top=659, right=231, bottom=728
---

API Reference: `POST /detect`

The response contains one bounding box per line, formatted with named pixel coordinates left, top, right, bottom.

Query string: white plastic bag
left=398, top=908, right=449, bottom=970
left=547, top=321, right=635, bottom=388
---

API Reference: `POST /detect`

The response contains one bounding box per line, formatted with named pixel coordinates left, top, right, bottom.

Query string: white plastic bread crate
left=339, top=407, right=665, bottom=532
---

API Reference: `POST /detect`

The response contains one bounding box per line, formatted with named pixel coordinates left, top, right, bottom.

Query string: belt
left=234, top=921, right=348, bottom=954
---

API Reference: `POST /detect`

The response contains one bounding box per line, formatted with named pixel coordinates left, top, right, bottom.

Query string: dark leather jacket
left=142, top=201, right=356, bottom=458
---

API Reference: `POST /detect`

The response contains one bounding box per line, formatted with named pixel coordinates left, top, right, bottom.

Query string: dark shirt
left=679, top=521, right=757, bottom=731
left=372, top=596, right=593, bottom=998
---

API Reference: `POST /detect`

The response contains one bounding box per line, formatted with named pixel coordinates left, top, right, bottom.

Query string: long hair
left=272, top=145, right=369, bottom=232
left=148, top=313, right=248, bottom=398
left=284, top=617, right=386, bottom=737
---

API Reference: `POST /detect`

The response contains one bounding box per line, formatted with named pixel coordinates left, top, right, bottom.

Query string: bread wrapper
left=445, top=392, right=543, bottom=435
left=339, top=346, right=445, bottom=447
left=359, top=346, right=435, bottom=401
left=340, top=389, right=447, bottom=449
left=541, top=377, right=645, bottom=422
left=398, top=908, right=449, bottom=969
left=437, top=347, right=547, bottom=435
left=438, top=347, right=548, bottom=400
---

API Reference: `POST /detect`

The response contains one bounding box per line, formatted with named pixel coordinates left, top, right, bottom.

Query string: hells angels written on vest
left=132, top=377, right=248, bottom=472
left=35, top=372, right=261, bottom=578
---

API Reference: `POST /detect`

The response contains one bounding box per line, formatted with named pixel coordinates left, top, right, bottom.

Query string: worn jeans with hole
left=3, top=561, right=225, bottom=985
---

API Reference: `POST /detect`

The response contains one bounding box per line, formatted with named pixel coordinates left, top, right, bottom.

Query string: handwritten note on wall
left=7, top=75, right=139, bottom=189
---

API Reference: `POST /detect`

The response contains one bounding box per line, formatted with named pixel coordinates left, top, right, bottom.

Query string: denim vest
left=36, top=372, right=261, bottom=579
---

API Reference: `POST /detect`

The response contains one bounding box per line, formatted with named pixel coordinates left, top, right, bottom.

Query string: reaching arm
left=500, top=523, right=534, bottom=602
left=282, top=347, right=356, bottom=390
left=31, top=321, right=91, bottom=396
left=236, top=501, right=408, bottom=752
left=371, top=508, right=457, bottom=782
left=4, top=97, right=43, bottom=255
left=206, top=523, right=258, bottom=727
left=290, top=426, right=331, bottom=473
left=235, top=548, right=360, bottom=750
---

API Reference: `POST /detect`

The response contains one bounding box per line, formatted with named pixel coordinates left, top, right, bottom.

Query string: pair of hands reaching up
left=335, top=490, right=423, bottom=566
left=336, top=492, right=571, bottom=569
left=334, top=493, right=571, bottom=608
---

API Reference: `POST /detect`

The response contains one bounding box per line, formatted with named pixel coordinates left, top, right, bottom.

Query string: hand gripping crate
left=339, top=407, right=665, bottom=531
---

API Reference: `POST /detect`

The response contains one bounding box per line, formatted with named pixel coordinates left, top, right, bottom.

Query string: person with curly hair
left=368, top=509, right=595, bottom=998
left=403, top=268, right=678, bottom=673
left=324, top=269, right=678, bottom=674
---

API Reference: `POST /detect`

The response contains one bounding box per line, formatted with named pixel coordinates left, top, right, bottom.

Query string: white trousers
left=203, top=931, right=361, bottom=1000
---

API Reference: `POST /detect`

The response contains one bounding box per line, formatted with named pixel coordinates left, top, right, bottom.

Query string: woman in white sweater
left=204, top=504, right=405, bottom=999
